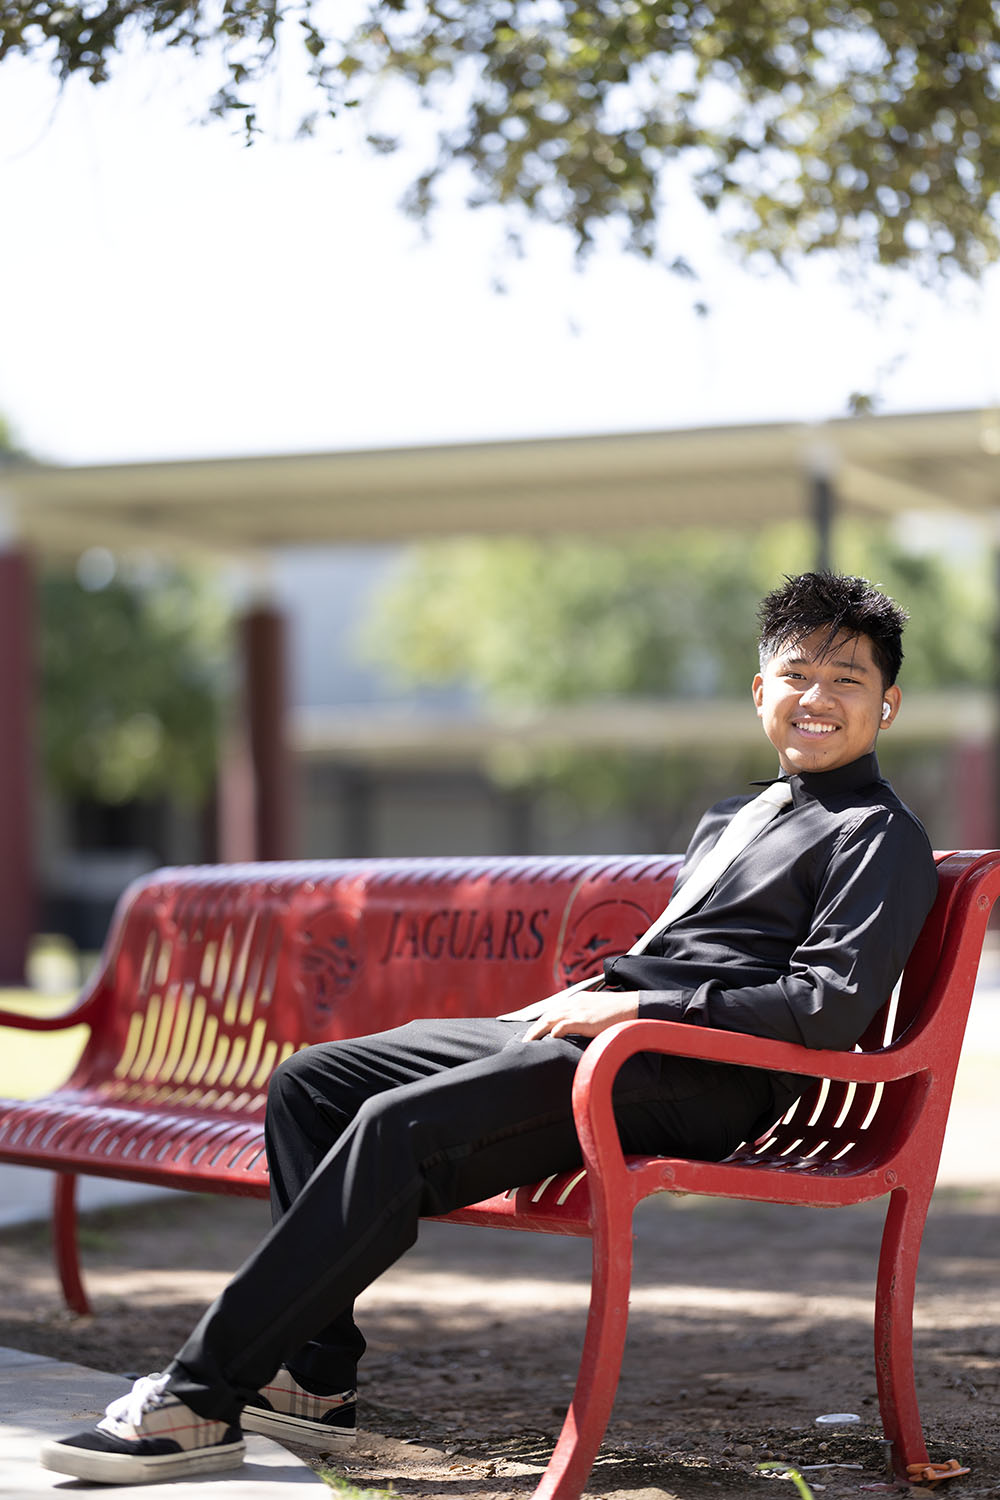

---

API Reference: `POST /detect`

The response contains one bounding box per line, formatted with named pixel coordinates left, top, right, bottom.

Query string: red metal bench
left=0, top=849, right=996, bottom=1499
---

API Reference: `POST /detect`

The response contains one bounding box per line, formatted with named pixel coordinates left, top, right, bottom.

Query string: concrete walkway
left=0, top=1168, right=171, bottom=1232
left=0, top=1347, right=325, bottom=1496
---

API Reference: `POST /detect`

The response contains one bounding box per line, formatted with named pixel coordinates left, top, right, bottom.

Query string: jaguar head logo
left=558, top=898, right=653, bottom=987
left=299, top=907, right=363, bottom=1023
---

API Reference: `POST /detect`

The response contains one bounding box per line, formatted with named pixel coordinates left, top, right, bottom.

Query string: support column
left=241, top=601, right=293, bottom=862
left=0, top=539, right=35, bottom=981
left=500, top=784, right=535, bottom=854
left=339, top=766, right=374, bottom=858
left=994, top=530, right=1000, bottom=846
left=812, top=472, right=834, bottom=572
left=806, top=438, right=837, bottom=572
left=215, top=720, right=257, bottom=864
left=954, top=739, right=995, bottom=850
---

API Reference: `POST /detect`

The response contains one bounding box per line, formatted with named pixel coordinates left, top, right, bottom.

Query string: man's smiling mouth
left=794, top=721, right=838, bottom=736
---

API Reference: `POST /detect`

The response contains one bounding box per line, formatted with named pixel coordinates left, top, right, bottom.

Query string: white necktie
left=500, top=779, right=793, bottom=1019
left=631, top=778, right=794, bottom=942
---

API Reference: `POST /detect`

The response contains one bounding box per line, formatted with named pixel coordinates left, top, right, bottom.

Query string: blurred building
left=39, top=536, right=990, bottom=959
left=279, top=546, right=990, bottom=862
left=8, top=409, right=999, bottom=959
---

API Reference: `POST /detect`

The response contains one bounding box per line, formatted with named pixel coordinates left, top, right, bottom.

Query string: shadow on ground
left=2, top=1188, right=999, bottom=1498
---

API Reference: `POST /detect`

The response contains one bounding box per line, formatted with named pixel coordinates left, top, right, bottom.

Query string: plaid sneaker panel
left=243, top=1366, right=358, bottom=1447
left=39, top=1372, right=245, bottom=1484
left=100, top=1383, right=232, bottom=1448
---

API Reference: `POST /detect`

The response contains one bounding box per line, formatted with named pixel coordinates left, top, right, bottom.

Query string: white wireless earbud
left=881, top=702, right=891, bottom=721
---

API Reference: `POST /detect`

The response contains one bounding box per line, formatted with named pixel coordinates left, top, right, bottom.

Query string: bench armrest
left=0, top=980, right=108, bottom=1034
left=586, top=1017, right=919, bottom=1086
left=569, top=1017, right=925, bottom=1181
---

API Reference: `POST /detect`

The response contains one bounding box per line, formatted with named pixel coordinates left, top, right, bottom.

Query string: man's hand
left=523, top=991, right=639, bottom=1042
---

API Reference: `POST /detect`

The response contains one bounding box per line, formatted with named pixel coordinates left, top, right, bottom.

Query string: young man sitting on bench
left=42, top=569, right=938, bottom=1486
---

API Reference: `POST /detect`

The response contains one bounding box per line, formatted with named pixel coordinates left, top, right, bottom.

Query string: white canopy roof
left=3, top=406, right=998, bottom=559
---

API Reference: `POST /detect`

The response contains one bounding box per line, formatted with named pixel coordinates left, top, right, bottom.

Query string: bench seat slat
left=0, top=1093, right=271, bottom=1189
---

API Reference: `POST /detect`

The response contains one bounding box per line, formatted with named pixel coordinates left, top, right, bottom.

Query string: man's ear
left=752, top=673, right=764, bottom=716
left=880, top=684, right=902, bottom=728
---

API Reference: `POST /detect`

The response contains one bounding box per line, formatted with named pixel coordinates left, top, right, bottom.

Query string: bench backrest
left=71, top=856, right=680, bottom=1117
left=68, top=852, right=987, bottom=1173
left=739, top=849, right=994, bottom=1177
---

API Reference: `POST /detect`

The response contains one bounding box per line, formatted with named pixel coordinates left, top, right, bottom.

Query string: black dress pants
left=165, top=1017, right=777, bottom=1423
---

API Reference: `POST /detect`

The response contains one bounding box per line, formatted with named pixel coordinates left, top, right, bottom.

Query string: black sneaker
left=39, top=1371, right=245, bottom=1485
left=242, top=1367, right=358, bottom=1447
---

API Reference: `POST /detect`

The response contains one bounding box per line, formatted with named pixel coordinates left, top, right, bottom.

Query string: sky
left=2, top=40, right=1000, bottom=468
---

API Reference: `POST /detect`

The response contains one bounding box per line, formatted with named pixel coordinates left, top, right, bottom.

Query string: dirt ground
left=2, top=1187, right=999, bottom=1500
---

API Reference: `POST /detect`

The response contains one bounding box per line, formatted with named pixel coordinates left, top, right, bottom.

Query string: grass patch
left=757, top=1463, right=815, bottom=1498
left=318, top=1470, right=396, bottom=1499
left=77, top=1224, right=121, bottom=1252
left=0, top=986, right=88, bottom=1101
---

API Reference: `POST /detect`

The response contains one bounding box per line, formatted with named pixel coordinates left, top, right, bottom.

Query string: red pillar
left=0, top=547, right=35, bottom=981
left=215, top=720, right=256, bottom=864
left=240, top=604, right=293, bottom=862
left=954, top=739, right=996, bottom=849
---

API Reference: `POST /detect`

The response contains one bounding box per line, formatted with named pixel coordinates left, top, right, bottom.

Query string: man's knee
left=266, top=1045, right=338, bottom=1123
left=267, top=1048, right=307, bottom=1104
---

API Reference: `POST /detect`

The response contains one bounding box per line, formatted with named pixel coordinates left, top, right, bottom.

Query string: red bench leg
left=533, top=1206, right=633, bottom=1500
left=874, top=1183, right=931, bottom=1477
left=53, top=1173, right=91, bottom=1316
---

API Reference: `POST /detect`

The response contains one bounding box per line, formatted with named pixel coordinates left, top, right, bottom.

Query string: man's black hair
left=757, top=571, right=908, bottom=687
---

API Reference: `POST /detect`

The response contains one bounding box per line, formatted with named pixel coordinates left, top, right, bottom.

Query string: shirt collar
left=752, top=750, right=883, bottom=806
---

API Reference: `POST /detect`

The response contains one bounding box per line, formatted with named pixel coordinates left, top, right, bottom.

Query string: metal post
left=805, top=435, right=837, bottom=572
left=215, top=719, right=256, bottom=864
left=812, top=471, right=834, bottom=573
left=0, top=543, right=35, bottom=981
left=241, top=603, right=294, bottom=861
left=994, top=532, right=1000, bottom=845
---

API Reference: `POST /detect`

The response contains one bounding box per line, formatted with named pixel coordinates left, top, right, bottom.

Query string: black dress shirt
left=605, top=751, right=938, bottom=1107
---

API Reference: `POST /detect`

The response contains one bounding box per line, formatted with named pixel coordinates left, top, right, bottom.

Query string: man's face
left=752, top=628, right=900, bottom=775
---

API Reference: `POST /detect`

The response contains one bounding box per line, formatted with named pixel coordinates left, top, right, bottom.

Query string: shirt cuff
left=634, top=990, right=700, bottom=1023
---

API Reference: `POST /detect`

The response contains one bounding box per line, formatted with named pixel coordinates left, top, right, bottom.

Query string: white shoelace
left=99, top=1371, right=172, bottom=1433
